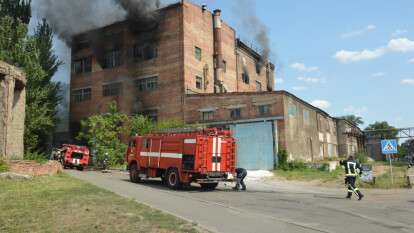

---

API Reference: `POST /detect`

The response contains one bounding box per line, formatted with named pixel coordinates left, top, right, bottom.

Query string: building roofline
left=333, top=117, right=363, bottom=131
left=73, top=2, right=183, bottom=39
left=186, top=90, right=332, bottom=117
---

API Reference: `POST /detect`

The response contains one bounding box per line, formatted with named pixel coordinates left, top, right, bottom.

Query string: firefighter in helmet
left=340, top=156, right=364, bottom=200
left=233, top=168, right=247, bottom=191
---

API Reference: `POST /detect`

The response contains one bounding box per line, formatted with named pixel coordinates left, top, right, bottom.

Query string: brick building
left=70, top=1, right=342, bottom=169
left=0, top=61, right=26, bottom=160
left=70, top=1, right=274, bottom=134
left=184, top=91, right=338, bottom=164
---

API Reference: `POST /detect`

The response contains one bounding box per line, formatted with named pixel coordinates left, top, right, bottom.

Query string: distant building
left=335, top=118, right=365, bottom=157
left=0, top=61, right=26, bottom=159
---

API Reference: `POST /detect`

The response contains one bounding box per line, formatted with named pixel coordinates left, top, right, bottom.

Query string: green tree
left=340, top=115, right=364, bottom=126
left=78, top=102, right=130, bottom=166
left=78, top=102, right=193, bottom=166
left=129, top=115, right=155, bottom=136
left=365, top=121, right=398, bottom=139
left=34, top=18, right=63, bottom=81
left=33, top=18, right=62, bottom=149
left=0, top=16, right=57, bottom=153
left=0, top=0, right=31, bottom=24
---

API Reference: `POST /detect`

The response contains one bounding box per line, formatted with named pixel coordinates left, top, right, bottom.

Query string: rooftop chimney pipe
left=213, top=9, right=223, bottom=93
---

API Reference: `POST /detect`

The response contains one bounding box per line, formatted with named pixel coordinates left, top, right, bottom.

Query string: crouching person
left=233, top=168, right=247, bottom=191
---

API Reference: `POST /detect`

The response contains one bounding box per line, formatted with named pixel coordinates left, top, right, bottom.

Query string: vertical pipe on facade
left=213, top=9, right=223, bottom=93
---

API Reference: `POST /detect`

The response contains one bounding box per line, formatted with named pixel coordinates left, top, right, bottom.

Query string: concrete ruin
left=0, top=61, right=26, bottom=160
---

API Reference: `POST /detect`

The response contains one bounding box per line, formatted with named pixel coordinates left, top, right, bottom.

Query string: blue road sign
left=381, top=139, right=398, bottom=155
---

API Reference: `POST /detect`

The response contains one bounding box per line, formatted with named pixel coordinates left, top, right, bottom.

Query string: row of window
left=71, top=77, right=159, bottom=103
left=288, top=103, right=311, bottom=124
left=201, top=105, right=271, bottom=121
left=72, top=44, right=158, bottom=74
left=194, top=75, right=262, bottom=91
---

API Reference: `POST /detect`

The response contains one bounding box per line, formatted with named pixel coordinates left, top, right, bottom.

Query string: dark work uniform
left=340, top=159, right=364, bottom=200
left=234, top=168, right=247, bottom=191
left=409, top=156, right=414, bottom=168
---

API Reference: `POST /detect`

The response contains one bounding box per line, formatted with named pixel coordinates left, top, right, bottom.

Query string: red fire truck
left=126, top=128, right=236, bottom=190
left=58, top=144, right=90, bottom=171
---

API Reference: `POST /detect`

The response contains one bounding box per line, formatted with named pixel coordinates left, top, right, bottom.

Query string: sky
left=30, top=0, right=414, bottom=129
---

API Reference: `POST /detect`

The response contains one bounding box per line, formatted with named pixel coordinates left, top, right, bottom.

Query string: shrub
left=0, top=160, right=9, bottom=173
left=356, top=152, right=368, bottom=164
left=283, top=161, right=307, bottom=171
left=277, top=149, right=288, bottom=168
left=24, top=151, right=48, bottom=164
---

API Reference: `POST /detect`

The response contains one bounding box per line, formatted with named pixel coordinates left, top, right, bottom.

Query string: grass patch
left=0, top=160, right=9, bottom=173
left=274, top=167, right=343, bottom=183
left=273, top=162, right=410, bottom=189
left=0, top=174, right=200, bottom=233
left=358, top=166, right=409, bottom=189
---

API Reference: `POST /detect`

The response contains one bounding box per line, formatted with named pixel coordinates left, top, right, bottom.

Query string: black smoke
left=235, top=0, right=271, bottom=68
left=32, top=0, right=162, bottom=45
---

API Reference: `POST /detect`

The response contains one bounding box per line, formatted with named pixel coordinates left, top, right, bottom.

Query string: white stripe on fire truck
left=140, top=152, right=182, bottom=159
left=184, top=139, right=196, bottom=144
left=212, top=137, right=217, bottom=171
left=217, top=137, right=222, bottom=171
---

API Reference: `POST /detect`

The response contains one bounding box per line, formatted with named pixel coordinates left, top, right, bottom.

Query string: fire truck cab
left=60, top=144, right=90, bottom=171
left=126, top=128, right=236, bottom=190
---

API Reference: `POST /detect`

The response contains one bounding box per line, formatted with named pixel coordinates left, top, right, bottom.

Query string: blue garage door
left=230, top=122, right=275, bottom=170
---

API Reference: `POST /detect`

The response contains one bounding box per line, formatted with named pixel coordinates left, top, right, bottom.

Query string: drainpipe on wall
left=213, top=9, right=223, bottom=93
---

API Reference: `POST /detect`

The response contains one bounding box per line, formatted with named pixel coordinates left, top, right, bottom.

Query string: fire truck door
left=150, top=139, right=162, bottom=168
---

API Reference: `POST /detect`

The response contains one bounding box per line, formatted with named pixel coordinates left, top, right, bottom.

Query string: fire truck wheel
left=129, top=163, right=141, bottom=183
left=166, top=168, right=182, bottom=190
left=77, top=166, right=84, bottom=171
left=200, top=183, right=218, bottom=191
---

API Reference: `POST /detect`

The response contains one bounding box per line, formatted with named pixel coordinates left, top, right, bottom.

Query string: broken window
left=242, top=71, right=250, bottom=84
left=103, top=82, right=122, bottom=97
left=195, top=46, right=202, bottom=61
left=196, top=76, right=203, bottom=89
left=136, top=76, right=159, bottom=91
left=256, top=81, right=262, bottom=92
left=303, top=110, right=310, bottom=124
left=230, top=108, right=242, bottom=120
left=72, top=57, right=92, bottom=74
left=104, top=50, right=122, bottom=68
left=72, top=88, right=91, bottom=103
left=256, top=61, right=262, bottom=75
left=134, top=44, right=158, bottom=61
left=142, top=109, right=158, bottom=122
left=201, top=111, right=214, bottom=121
left=258, top=105, right=271, bottom=116
left=288, top=104, right=297, bottom=117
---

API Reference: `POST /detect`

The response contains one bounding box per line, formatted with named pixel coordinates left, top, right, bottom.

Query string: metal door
left=230, top=122, right=275, bottom=170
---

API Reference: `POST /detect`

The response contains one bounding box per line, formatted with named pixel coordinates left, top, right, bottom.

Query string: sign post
left=381, top=139, right=398, bottom=185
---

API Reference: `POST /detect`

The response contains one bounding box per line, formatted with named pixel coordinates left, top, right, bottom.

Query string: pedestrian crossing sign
left=381, top=139, right=398, bottom=155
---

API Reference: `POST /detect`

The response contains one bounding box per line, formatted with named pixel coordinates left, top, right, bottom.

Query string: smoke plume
left=32, top=0, right=162, bottom=45
left=236, top=0, right=271, bottom=66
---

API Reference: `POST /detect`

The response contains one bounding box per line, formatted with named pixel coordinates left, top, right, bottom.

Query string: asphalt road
left=67, top=170, right=414, bottom=233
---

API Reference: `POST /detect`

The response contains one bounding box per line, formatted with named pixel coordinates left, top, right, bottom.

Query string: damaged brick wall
left=0, top=61, right=26, bottom=160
